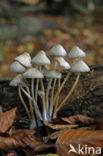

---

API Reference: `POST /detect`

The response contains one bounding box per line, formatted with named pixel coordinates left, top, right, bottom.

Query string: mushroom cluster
left=9, top=44, right=90, bottom=129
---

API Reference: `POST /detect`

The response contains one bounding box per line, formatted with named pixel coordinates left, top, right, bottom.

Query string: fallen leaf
left=53, top=114, right=94, bottom=125
left=56, top=129, right=103, bottom=155
left=0, top=107, right=19, bottom=134
left=0, top=136, right=25, bottom=151
left=41, top=121, right=78, bottom=130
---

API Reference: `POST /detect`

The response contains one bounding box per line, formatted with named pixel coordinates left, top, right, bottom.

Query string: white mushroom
left=67, top=46, right=86, bottom=59
left=9, top=61, right=26, bottom=72
left=14, top=52, right=32, bottom=67
left=31, top=50, right=51, bottom=121
left=9, top=74, right=31, bottom=119
left=32, top=50, right=50, bottom=65
left=70, top=60, right=90, bottom=73
left=48, top=44, right=67, bottom=56
left=56, top=60, right=90, bottom=115
left=44, top=70, right=61, bottom=121
left=55, top=57, right=71, bottom=69
left=23, top=68, right=44, bottom=123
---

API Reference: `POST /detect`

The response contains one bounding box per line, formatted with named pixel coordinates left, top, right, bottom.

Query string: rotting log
left=0, top=65, right=103, bottom=128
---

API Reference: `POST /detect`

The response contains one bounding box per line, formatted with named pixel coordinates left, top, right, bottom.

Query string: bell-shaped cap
left=48, top=44, right=67, bottom=56
left=32, top=50, right=50, bottom=65
left=23, top=68, right=44, bottom=79
left=56, top=57, right=71, bottom=69
left=14, top=52, right=32, bottom=67
left=44, top=70, right=61, bottom=79
left=9, top=74, right=26, bottom=87
left=9, top=61, right=26, bottom=72
left=67, top=46, right=86, bottom=59
left=71, top=60, right=90, bottom=73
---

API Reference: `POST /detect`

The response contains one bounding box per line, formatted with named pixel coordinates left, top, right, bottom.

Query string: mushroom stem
left=35, top=79, right=39, bottom=103
left=18, top=85, right=31, bottom=119
left=56, top=72, right=80, bottom=115
left=53, top=72, right=71, bottom=105
left=60, top=72, right=71, bottom=91
left=26, top=86, right=35, bottom=120
left=48, top=78, right=56, bottom=119
left=40, top=79, right=47, bottom=121
left=45, top=78, right=52, bottom=116
left=31, top=78, right=42, bottom=121
left=21, top=87, right=32, bottom=100
left=53, top=79, right=61, bottom=118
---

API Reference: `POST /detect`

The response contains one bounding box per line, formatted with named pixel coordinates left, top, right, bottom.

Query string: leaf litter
left=0, top=107, right=103, bottom=155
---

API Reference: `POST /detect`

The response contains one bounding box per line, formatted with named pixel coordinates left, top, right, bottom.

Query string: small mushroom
left=9, top=74, right=31, bottom=119
left=48, top=44, right=67, bottom=57
left=32, top=50, right=50, bottom=65
left=23, top=68, right=44, bottom=123
left=57, top=60, right=90, bottom=116
left=31, top=50, right=51, bottom=121
left=9, top=61, right=26, bottom=72
left=44, top=70, right=61, bottom=121
left=14, top=52, right=32, bottom=67
left=67, top=46, right=86, bottom=60
left=55, top=57, right=71, bottom=70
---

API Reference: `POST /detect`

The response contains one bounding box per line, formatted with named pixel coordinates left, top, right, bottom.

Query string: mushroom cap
left=9, top=74, right=26, bottom=87
left=48, top=44, right=67, bottom=56
left=67, top=46, right=86, bottom=59
left=9, top=61, right=26, bottom=72
left=14, top=52, right=32, bottom=67
left=56, top=57, right=71, bottom=69
left=71, top=60, right=90, bottom=73
left=32, top=50, right=50, bottom=65
left=44, top=70, right=61, bottom=79
left=23, top=68, right=44, bottom=79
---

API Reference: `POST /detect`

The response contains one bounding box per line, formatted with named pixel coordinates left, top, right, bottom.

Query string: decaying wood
left=0, top=65, right=103, bottom=128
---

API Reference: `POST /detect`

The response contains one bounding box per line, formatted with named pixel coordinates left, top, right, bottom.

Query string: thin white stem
left=31, top=78, right=42, bottom=121
left=60, top=72, right=71, bottom=92
left=53, top=79, right=61, bottom=118
left=40, top=79, right=47, bottom=121
left=26, top=86, right=35, bottom=120
left=56, top=73, right=80, bottom=115
left=53, top=72, right=71, bottom=105
left=45, top=78, right=52, bottom=114
left=21, top=87, right=32, bottom=100
left=35, top=79, right=39, bottom=103
left=48, top=78, right=57, bottom=119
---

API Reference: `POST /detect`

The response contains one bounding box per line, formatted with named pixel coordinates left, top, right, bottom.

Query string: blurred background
left=0, top=0, right=103, bottom=78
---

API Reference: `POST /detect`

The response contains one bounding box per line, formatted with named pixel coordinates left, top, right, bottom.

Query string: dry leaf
left=0, top=107, right=19, bottom=134
left=0, top=136, right=25, bottom=151
left=53, top=114, right=94, bottom=125
left=41, top=121, right=78, bottom=130
left=56, top=129, right=103, bottom=155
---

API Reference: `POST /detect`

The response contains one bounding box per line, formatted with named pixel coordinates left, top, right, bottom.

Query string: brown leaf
left=0, top=136, right=25, bottom=151
left=0, top=107, right=19, bottom=134
left=9, top=128, right=42, bottom=149
left=53, top=115, right=94, bottom=125
left=41, top=121, right=78, bottom=130
left=9, top=128, right=35, bottom=139
left=56, top=129, right=103, bottom=155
